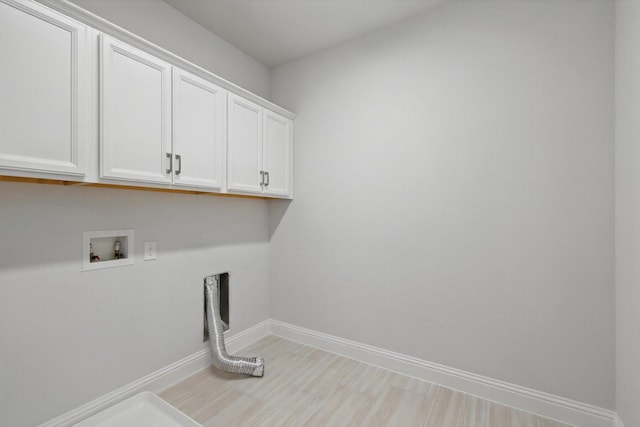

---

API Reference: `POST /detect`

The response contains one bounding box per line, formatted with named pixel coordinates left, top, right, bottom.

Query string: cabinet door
left=100, top=35, right=172, bottom=184
left=0, top=0, right=88, bottom=177
left=227, top=94, right=263, bottom=194
left=263, top=110, right=293, bottom=198
left=172, top=68, right=226, bottom=190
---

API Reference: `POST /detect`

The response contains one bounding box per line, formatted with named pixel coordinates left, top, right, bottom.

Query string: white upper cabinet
left=172, top=68, right=227, bottom=190
left=227, top=94, right=264, bottom=195
left=263, top=110, right=293, bottom=197
left=1, top=1, right=294, bottom=198
left=228, top=94, right=293, bottom=198
left=100, top=36, right=228, bottom=191
left=100, top=34, right=172, bottom=184
left=0, top=0, right=90, bottom=178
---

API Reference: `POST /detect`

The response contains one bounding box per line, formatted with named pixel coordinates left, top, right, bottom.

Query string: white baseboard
left=225, top=319, right=271, bottom=354
left=40, top=319, right=270, bottom=427
left=614, top=413, right=626, bottom=427
left=269, top=320, right=616, bottom=427
left=42, top=318, right=619, bottom=427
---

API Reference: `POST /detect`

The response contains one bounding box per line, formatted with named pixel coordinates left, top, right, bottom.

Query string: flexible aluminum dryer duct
left=204, top=275, right=264, bottom=377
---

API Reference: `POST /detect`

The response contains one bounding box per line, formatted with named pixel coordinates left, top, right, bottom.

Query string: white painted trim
left=225, top=319, right=271, bottom=355
left=614, top=413, right=627, bottom=427
left=41, top=319, right=617, bottom=427
left=40, top=319, right=270, bottom=427
left=269, top=320, right=616, bottom=427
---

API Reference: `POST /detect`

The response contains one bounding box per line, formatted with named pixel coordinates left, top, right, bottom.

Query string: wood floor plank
left=159, top=336, right=572, bottom=427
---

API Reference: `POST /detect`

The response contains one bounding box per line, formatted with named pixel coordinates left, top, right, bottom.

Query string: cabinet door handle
left=166, top=153, right=173, bottom=174
left=259, top=170, right=265, bottom=187
left=265, top=171, right=270, bottom=187
left=175, top=154, right=182, bottom=175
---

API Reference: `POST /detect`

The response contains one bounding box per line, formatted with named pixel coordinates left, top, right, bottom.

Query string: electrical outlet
left=144, top=241, right=157, bottom=261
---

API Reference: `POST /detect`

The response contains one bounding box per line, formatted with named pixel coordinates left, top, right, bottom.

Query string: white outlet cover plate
left=144, top=241, right=157, bottom=261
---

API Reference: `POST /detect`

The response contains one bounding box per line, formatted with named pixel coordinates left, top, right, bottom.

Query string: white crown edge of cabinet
left=35, top=0, right=295, bottom=121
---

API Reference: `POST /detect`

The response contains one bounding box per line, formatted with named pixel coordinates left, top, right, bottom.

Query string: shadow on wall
left=268, top=198, right=293, bottom=239
left=0, top=181, right=272, bottom=271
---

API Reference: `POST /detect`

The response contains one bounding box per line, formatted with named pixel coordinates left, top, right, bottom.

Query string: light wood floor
left=160, top=336, right=571, bottom=427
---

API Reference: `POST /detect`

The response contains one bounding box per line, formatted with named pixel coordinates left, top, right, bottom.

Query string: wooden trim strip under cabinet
left=0, top=176, right=273, bottom=200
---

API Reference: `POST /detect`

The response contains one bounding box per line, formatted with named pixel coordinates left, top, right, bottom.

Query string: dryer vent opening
left=204, top=272, right=229, bottom=342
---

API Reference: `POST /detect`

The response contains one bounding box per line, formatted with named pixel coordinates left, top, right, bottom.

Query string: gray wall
left=269, top=0, right=615, bottom=408
left=615, top=1, right=640, bottom=426
left=1, top=1, right=621, bottom=425
left=68, top=0, right=270, bottom=99
left=0, top=184, right=271, bottom=427
left=0, top=1, right=272, bottom=426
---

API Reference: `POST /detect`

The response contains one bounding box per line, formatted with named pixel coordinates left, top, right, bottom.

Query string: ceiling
left=163, top=0, right=447, bottom=68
